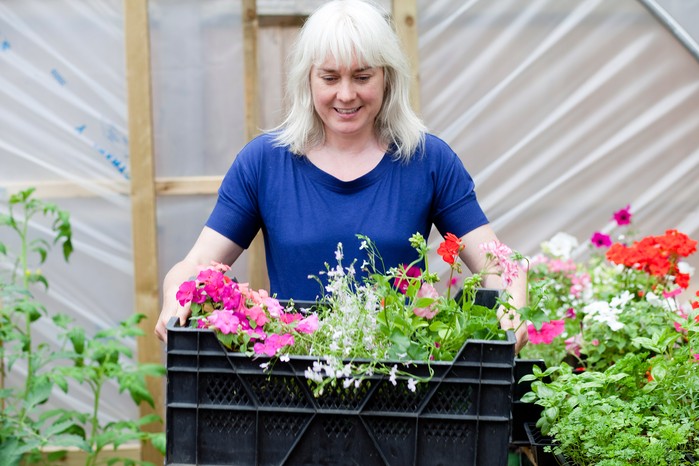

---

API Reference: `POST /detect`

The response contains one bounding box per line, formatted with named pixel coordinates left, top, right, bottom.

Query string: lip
left=334, top=107, right=360, bottom=115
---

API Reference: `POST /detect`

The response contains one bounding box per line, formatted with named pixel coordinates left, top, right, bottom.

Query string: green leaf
left=48, top=434, right=90, bottom=451
left=24, top=377, right=53, bottom=410
left=0, top=437, right=22, bottom=466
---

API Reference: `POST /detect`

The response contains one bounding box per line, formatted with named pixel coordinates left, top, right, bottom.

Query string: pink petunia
left=565, top=308, right=577, bottom=320
left=527, top=320, right=565, bottom=344
left=413, top=283, right=440, bottom=319
left=590, top=232, right=612, bottom=248
left=613, top=204, right=632, bottom=226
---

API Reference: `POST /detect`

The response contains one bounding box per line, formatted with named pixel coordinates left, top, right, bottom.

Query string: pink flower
left=565, top=333, right=583, bottom=357
left=263, top=296, right=284, bottom=318
left=693, top=353, right=699, bottom=362
left=590, top=232, right=612, bottom=248
left=613, top=204, right=632, bottom=226
left=394, top=265, right=422, bottom=294
left=565, top=308, right=577, bottom=319
left=296, top=314, right=319, bottom=334
left=220, top=282, right=242, bottom=310
left=245, top=305, right=268, bottom=327
left=280, top=312, right=302, bottom=324
left=527, top=320, right=565, bottom=344
left=413, top=283, right=440, bottom=319
left=197, top=269, right=226, bottom=302
left=479, top=241, right=519, bottom=286
left=176, top=280, right=198, bottom=306
left=253, top=333, right=294, bottom=356
left=591, top=339, right=600, bottom=346
left=662, top=288, right=682, bottom=299
left=206, top=310, right=240, bottom=335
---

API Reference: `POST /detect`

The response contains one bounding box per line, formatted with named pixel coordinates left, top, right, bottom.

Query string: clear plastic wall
left=1, top=0, right=698, bottom=423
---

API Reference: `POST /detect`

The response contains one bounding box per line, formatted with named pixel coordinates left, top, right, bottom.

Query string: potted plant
left=0, top=188, right=165, bottom=465
left=518, top=204, right=699, bottom=464
left=166, top=232, right=544, bottom=465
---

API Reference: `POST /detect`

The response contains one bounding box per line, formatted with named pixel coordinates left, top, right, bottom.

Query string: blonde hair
left=271, top=0, right=425, bottom=161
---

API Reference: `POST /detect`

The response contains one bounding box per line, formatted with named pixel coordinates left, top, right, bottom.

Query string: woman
left=154, top=0, right=528, bottom=351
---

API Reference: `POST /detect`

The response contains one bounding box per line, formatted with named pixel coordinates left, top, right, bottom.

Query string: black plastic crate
left=510, top=359, right=546, bottom=445
left=523, top=423, right=563, bottom=466
left=166, top=312, right=516, bottom=466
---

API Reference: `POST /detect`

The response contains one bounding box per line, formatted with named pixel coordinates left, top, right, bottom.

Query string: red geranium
left=606, top=229, right=698, bottom=288
left=437, top=233, right=463, bottom=265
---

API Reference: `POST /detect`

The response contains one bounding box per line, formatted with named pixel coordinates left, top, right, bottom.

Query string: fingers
left=154, top=316, right=168, bottom=343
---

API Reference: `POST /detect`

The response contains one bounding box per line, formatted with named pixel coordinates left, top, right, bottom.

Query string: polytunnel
left=1, top=0, right=699, bottom=463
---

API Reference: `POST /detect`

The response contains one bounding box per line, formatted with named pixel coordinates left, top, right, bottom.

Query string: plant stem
left=19, top=203, right=33, bottom=422
left=86, top=375, right=104, bottom=466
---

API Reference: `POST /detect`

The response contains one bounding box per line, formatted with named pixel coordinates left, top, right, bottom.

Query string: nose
left=337, top=78, right=356, bottom=102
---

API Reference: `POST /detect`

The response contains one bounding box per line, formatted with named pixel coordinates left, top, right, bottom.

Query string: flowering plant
left=519, top=204, right=699, bottom=463
left=177, top=232, right=538, bottom=395
left=520, top=204, right=698, bottom=371
left=176, top=262, right=319, bottom=356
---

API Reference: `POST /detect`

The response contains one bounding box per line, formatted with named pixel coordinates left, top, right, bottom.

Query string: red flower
left=606, top=229, right=698, bottom=288
left=438, top=233, right=463, bottom=265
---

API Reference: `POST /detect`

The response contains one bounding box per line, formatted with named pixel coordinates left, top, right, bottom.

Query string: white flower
left=541, top=232, right=579, bottom=259
left=279, top=354, right=290, bottom=362
left=335, top=243, right=343, bottom=261
left=407, top=378, right=417, bottom=393
left=359, top=240, right=368, bottom=250
left=645, top=291, right=663, bottom=307
left=583, top=301, right=610, bottom=317
left=259, top=362, right=270, bottom=370
left=389, top=365, right=398, bottom=386
left=610, top=291, right=633, bottom=309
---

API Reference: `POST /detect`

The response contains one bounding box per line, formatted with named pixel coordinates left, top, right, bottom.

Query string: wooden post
left=392, top=0, right=421, bottom=113
left=123, top=0, right=164, bottom=463
left=242, top=0, right=269, bottom=291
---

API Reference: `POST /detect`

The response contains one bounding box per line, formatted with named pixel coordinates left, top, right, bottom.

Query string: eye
left=321, top=75, right=338, bottom=83
left=355, top=75, right=371, bottom=82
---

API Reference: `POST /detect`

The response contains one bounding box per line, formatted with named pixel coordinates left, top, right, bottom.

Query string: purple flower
left=590, top=232, right=612, bottom=248
left=612, top=204, right=632, bottom=226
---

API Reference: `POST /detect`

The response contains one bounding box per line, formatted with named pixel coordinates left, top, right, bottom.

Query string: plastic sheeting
left=1, top=0, right=698, bottom=424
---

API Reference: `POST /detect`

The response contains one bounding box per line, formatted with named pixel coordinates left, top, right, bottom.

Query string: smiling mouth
left=335, top=107, right=360, bottom=114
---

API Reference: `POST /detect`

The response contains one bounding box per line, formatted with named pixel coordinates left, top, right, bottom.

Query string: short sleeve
left=205, top=137, right=265, bottom=249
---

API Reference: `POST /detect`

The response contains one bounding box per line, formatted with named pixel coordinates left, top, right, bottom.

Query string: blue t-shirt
left=206, top=133, right=488, bottom=301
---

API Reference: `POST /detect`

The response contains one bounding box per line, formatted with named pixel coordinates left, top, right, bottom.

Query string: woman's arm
left=458, top=224, right=529, bottom=353
left=154, top=226, right=245, bottom=342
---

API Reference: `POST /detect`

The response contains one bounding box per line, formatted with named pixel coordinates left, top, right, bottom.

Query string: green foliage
left=521, top=321, right=699, bottom=465
left=0, top=189, right=165, bottom=465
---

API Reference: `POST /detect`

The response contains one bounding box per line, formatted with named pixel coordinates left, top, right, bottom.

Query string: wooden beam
left=1, top=176, right=222, bottom=199
left=123, top=0, right=164, bottom=464
left=242, top=0, right=269, bottom=292
left=392, top=0, right=421, bottom=113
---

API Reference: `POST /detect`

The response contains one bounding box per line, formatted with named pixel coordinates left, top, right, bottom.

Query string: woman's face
left=310, top=57, right=385, bottom=143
